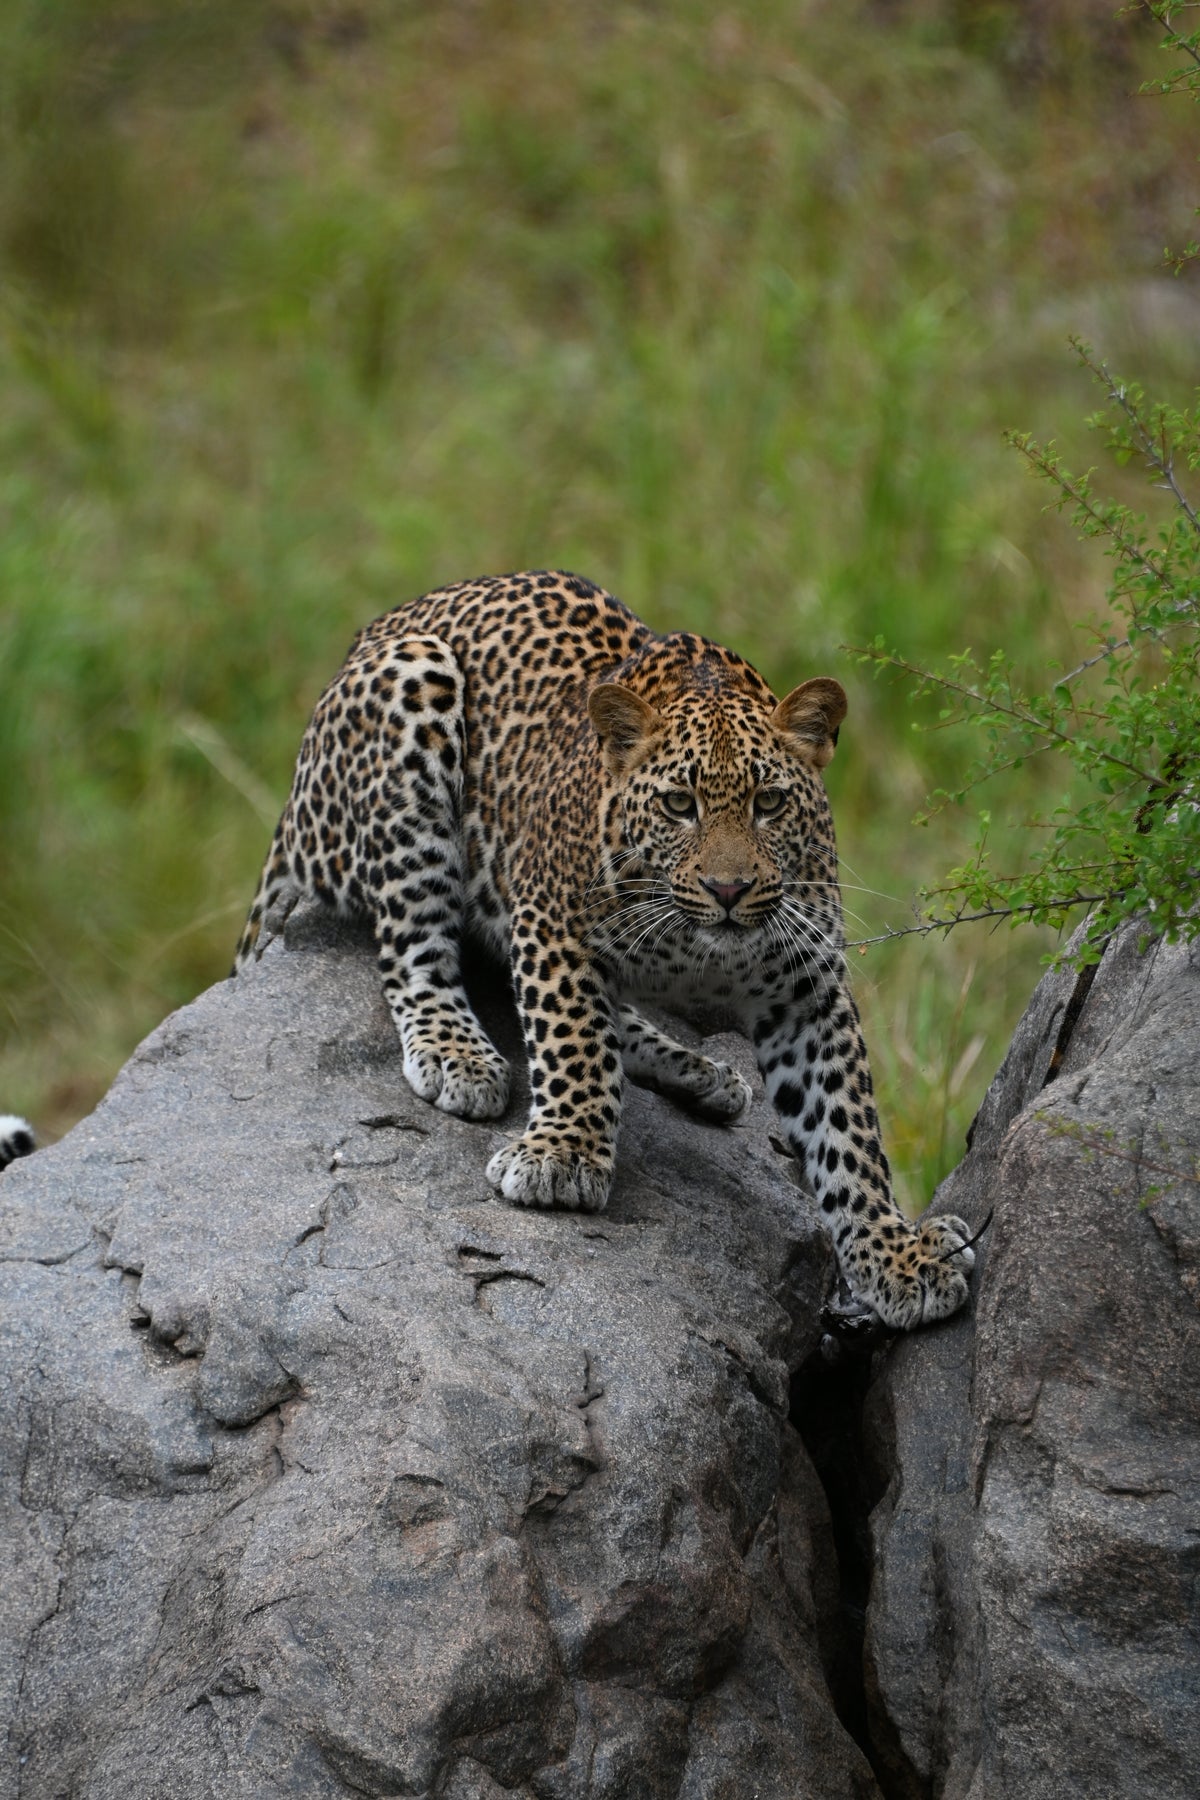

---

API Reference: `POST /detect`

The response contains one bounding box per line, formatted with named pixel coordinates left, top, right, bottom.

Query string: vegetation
left=856, top=337, right=1200, bottom=961
left=2, top=0, right=1196, bottom=1209
left=857, top=2, right=1200, bottom=966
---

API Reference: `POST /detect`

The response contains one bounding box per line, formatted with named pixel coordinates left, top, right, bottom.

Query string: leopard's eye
left=660, top=790, right=698, bottom=820
left=754, top=787, right=786, bottom=818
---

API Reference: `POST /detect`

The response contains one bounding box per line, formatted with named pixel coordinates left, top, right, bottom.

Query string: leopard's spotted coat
left=236, top=572, right=976, bottom=1329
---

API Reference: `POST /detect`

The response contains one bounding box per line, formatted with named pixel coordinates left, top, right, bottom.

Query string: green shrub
left=854, top=2, right=1200, bottom=967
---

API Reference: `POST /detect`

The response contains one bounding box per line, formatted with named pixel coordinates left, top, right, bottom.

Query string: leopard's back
left=350, top=571, right=654, bottom=938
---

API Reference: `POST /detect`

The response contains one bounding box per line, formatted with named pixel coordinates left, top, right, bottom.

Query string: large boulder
left=865, top=924, right=1200, bottom=1799
left=9, top=901, right=1194, bottom=1798
left=0, top=903, right=880, bottom=1800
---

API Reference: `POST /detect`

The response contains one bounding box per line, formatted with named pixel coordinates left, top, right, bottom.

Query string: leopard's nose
left=700, top=876, right=754, bottom=913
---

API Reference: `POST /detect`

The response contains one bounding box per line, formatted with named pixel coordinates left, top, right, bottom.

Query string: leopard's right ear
left=588, top=683, right=663, bottom=771
left=772, top=677, right=847, bottom=769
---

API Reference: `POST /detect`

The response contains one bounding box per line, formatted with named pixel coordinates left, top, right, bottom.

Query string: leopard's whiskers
left=780, top=885, right=871, bottom=934
left=777, top=899, right=846, bottom=977
left=770, top=910, right=840, bottom=989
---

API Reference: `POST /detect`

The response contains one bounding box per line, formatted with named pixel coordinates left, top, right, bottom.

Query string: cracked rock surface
left=0, top=903, right=879, bottom=1800
left=864, top=922, right=1200, bottom=1800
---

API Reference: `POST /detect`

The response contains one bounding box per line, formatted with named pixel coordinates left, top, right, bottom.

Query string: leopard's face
left=624, top=705, right=834, bottom=927
left=588, top=670, right=848, bottom=975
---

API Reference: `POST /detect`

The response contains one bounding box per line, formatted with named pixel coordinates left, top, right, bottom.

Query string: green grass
left=1, top=0, right=1195, bottom=1207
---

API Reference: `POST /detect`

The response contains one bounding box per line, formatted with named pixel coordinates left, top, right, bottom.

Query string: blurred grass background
left=1, top=0, right=1197, bottom=1209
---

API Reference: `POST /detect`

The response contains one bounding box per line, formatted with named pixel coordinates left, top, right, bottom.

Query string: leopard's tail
left=0, top=1115, right=36, bottom=1171
left=232, top=819, right=296, bottom=974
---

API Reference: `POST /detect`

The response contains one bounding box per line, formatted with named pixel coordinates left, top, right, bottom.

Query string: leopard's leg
left=750, top=977, right=975, bottom=1330
left=617, top=1004, right=753, bottom=1122
left=363, top=640, right=510, bottom=1120
left=486, top=922, right=622, bottom=1212
left=238, top=633, right=508, bottom=1120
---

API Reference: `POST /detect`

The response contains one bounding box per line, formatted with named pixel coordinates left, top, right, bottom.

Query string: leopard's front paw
left=400, top=1007, right=511, bottom=1121
left=404, top=1045, right=511, bottom=1120
left=693, top=1059, right=754, bottom=1123
left=858, top=1212, right=978, bottom=1332
left=486, top=1137, right=612, bottom=1212
left=917, top=1213, right=977, bottom=1277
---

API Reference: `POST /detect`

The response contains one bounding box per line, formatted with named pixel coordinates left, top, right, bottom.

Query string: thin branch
left=844, top=891, right=1116, bottom=948
left=1033, top=1111, right=1200, bottom=1191
left=1006, top=432, right=1176, bottom=595
left=919, top=740, right=1062, bottom=803
left=1053, top=636, right=1133, bottom=685
left=1130, top=0, right=1200, bottom=72
left=847, top=648, right=1160, bottom=785
left=1073, top=338, right=1200, bottom=536
left=926, top=862, right=1116, bottom=892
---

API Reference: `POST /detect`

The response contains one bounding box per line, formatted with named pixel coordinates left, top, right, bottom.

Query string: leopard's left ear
left=772, top=677, right=847, bottom=769
left=588, top=682, right=663, bottom=772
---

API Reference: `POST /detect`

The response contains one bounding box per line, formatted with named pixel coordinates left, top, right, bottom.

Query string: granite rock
left=0, top=903, right=878, bottom=1800
left=865, top=923, right=1200, bottom=1800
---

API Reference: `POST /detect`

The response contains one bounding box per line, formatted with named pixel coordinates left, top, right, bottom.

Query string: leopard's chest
left=587, top=901, right=784, bottom=1011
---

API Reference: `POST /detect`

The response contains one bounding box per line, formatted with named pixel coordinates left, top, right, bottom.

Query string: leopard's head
left=587, top=656, right=847, bottom=965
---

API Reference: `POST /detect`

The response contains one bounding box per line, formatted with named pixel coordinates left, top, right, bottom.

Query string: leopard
left=0, top=1116, right=36, bottom=1171
left=235, top=571, right=978, bottom=1330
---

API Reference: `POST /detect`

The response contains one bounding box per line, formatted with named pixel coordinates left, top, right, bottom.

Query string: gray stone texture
left=0, top=904, right=878, bottom=1799
left=6, top=904, right=1198, bottom=1798
left=865, top=922, right=1200, bottom=1799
